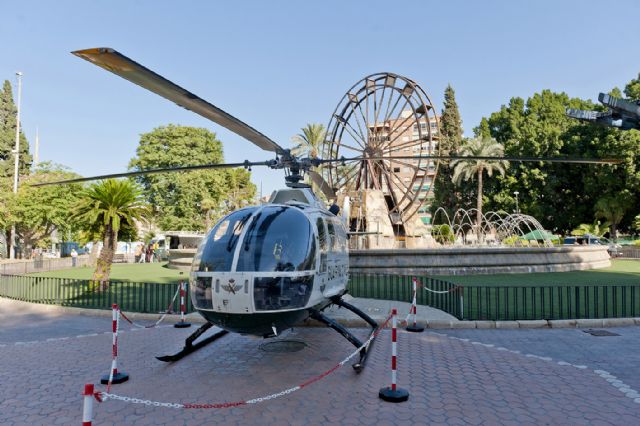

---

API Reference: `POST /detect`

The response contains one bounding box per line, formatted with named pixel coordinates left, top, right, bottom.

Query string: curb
left=305, top=316, right=640, bottom=329
left=3, top=297, right=640, bottom=330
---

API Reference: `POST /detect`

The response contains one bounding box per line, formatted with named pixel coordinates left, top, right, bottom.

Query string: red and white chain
left=98, top=312, right=394, bottom=409
left=415, top=278, right=461, bottom=294
left=118, top=286, right=180, bottom=329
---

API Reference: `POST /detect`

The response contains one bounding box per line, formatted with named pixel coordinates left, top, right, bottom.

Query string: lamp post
left=12, top=72, right=23, bottom=193
left=9, top=72, right=23, bottom=259
left=513, top=191, right=520, bottom=214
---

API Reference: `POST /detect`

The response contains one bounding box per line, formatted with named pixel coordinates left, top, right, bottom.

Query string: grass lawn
left=30, top=262, right=185, bottom=284
left=436, top=259, right=640, bottom=287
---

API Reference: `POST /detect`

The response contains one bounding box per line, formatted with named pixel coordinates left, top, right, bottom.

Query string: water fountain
left=350, top=207, right=611, bottom=276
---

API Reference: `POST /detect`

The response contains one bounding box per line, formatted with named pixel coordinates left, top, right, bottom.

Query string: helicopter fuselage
left=189, top=189, right=349, bottom=337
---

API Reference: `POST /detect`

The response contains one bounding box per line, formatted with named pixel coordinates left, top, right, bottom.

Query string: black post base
left=379, top=386, right=409, bottom=403
left=406, top=324, right=425, bottom=333
left=174, top=321, right=191, bottom=328
left=100, top=371, right=129, bottom=385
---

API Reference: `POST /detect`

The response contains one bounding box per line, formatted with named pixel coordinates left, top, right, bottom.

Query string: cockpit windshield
left=193, top=207, right=257, bottom=272
left=236, top=206, right=316, bottom=272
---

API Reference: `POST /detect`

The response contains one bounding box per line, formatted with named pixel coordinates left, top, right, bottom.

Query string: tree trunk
left=611, top=224, right=618, bottom=242
left=92, top=224, right=117, bottom=290
left=476, top=168, right=483, bottom=244
left=88, top=241, right=100, bottom=267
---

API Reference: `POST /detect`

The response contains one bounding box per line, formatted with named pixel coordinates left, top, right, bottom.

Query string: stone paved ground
left=1, top=298, right=640, bottom=425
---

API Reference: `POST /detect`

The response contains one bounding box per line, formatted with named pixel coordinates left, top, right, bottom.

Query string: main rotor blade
left=72, top=48, right=286, bottom=155
left=316, top=155, right=622, bottom=165
left=307, top=170, right=336, bottom=200
left=32, top=161, right=272, bottom=187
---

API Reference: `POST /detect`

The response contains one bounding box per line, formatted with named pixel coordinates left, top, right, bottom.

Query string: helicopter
left=40, top=47, right=621, bottom=371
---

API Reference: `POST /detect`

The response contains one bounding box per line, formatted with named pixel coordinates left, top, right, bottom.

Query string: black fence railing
left=0, top=275, right=192, bottom=314
left=347, top=273, right=463, bottom=319
left=3, top=273, right=640, bottom=321
left=461, top=284, right=640, bottom=321
left=347, top=273, right=640, bottom=321
left=619, top=246, right=640, bottom=259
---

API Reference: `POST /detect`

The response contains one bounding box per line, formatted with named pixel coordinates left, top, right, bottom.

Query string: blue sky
left=2, top=1, right=639, bottom=196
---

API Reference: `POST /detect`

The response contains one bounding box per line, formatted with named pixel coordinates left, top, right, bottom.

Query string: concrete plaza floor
left=1, top=297, right=640, bottom=425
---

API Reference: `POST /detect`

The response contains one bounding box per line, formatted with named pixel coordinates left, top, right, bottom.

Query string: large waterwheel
left=322, top=73, right=440, bottom=247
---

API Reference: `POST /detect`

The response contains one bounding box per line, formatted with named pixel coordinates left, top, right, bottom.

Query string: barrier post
left=100, top=304, right=129, bottom=385
left=406, top=277, right=424, bottom=332
left=379, top=308, right=409, bottom=402
left=82, top=384, right=94, bottom=426
left=174, top=281, right=191, bottom=328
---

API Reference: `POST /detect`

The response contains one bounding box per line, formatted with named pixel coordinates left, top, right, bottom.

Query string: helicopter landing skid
left=156, top=322, right=229, bottom=362
left=309, top=296, right=380, bottom=373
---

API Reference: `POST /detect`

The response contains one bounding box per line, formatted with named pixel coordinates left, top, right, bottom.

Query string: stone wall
left=168, top=249, right=197, bottom=270
left=349, top=245, right=611, bottom=275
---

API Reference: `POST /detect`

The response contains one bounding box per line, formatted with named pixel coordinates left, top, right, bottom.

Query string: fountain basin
left=349, top=245, right=610, bottom=276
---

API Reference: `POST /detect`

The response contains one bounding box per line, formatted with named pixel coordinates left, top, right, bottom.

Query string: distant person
left=135, top=244, right=144, bottom=263
left=70, top=249, right=78, bottom=267
left=146, top=244, right=153, bottom=263
left=152, top=241, right=160, bottom=262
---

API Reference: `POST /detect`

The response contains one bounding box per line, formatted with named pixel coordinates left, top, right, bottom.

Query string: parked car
left=563, top=235, right=622, bottom=257
left=562, top=234, right=603, bottom=245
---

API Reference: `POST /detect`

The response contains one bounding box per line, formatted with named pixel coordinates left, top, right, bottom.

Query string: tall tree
left=594, top=192, right=632, bottom=241
left=290, top=123, right=326, bottom=158
left=5, top=162, right=81, bottom=257
left=432, top=85, right=465, bottom=216
left=0, top=80, right=31, bottom=178
left=483, top=88, right=640, bottom=234
left=128, top=125, right=256, bottom=231
left=290, top=123, right=327, bottom=194
left=624, top=73, right=640, bottom=100
left=450, top=136, right=508, bottom=241
left=72, top=179, right=150, bottom=287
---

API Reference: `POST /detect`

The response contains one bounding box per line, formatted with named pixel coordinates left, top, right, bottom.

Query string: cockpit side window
left=317, top=217, right=327, bottom=252
left=327, top=219, right=336, bottom=252
left=333, top=220, right=346, bottom=252
left=317, top=217, right=327, bottom=273
left=194, top=208, right=256, bottom=272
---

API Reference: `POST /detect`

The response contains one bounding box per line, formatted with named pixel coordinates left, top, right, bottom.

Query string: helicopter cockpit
left=190, top=205, right=317, bottom=313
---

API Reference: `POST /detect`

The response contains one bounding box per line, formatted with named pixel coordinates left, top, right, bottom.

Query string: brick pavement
left=1, top=299, right=640, bottom=425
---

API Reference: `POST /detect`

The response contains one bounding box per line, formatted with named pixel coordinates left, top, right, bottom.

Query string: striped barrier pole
left=174, top=281, right=191, bottom=328
left=406, top=277, right=424, bottom=332
left=100, top=304, right=129, bottom=386
left=379, top=308, right=409, bottom=402
left=82, top=384, right=94, bottom=426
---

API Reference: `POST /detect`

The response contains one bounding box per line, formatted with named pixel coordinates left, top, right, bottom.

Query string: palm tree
left=72, top=179, right=150, bottom=288
left=290, top=123, right=326, bottom=159
left=291, top=123, right=327, bottom=194
left=594, top=193, right=631, bottom=242
left=450, top=136, right=508, bottom=242
left=571, top=220, right=610, bottom=238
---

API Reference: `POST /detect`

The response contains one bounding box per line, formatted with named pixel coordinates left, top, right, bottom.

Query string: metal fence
left=347, top=273, right=640, bottom=321
left=619, top=246, right=640, bottom=259
left=0, top=275, right=191, bottom=314
left=347, top=273, right=463, bottom=319
left=0, top=256, right=92, bottom=275
left=461, top=284, right=640, bottom=321
left=2, top=272, right=640, bottom=321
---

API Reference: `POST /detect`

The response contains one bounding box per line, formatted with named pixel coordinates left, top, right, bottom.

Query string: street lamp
left=9, top=72, right=23, bottom=259
left=513, top=191, right=520, bottom=214
left=13, top=71, right=23, bottom=193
